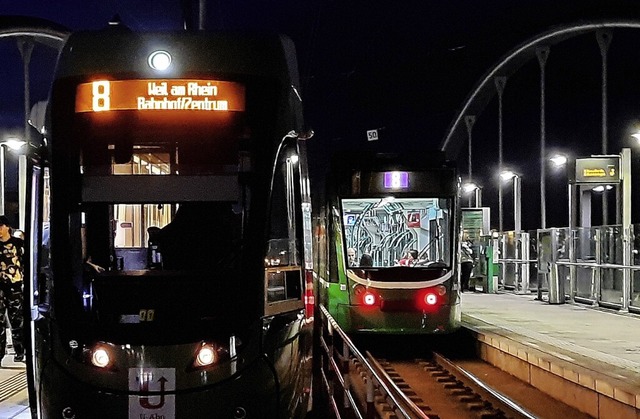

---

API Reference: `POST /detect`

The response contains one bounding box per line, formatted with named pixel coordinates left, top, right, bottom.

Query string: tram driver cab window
left=264, top=144, right=304, bottom=315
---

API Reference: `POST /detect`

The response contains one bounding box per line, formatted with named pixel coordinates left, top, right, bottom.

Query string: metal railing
left=317, top=304, right=429, bottom=418
left=490, top=224, right=640, bottom=313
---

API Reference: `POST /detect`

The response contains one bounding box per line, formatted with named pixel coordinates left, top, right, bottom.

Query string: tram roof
left=55, top=26, right=300, bottom=88
left=329, top=151, right=455, bottom=173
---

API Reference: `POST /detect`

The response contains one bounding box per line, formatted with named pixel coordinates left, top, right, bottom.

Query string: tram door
left=26, top=163, right=49, bottom=417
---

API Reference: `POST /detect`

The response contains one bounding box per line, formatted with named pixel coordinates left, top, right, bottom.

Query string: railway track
left=315, top=305, right=588, bottom=419
left=341, top=350, right=591, bottom=419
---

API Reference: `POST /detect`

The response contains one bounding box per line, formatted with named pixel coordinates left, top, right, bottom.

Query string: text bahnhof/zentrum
left=137, top=96, right=229, bottom=111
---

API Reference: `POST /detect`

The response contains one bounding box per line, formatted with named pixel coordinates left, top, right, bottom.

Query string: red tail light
left=363, top=291, right=377, bottom=306
left=304, top=270, right=314, bottom=319
left=417, top=285, right=447, bottom=311
left=354, top=284, right=378, bottom=306
left=424, top=293, right=438, bottom=305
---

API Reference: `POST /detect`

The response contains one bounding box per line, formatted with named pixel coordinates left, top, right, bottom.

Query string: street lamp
left=547, top=153, right=570, bottom=228
left=0, top=136, right=27, bottom=216
left=500, top=170, right=521, bottom=232
left=592, top=184, right=613, bottom=193
left=550, top=154, right=568, bottom=167
left=540, top=153, right=569, bottom=229
left=462, top=181, right=482, bottom=207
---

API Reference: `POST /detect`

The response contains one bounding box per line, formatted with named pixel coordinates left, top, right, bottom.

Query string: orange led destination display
left=75, top=79, right=246, bottom=113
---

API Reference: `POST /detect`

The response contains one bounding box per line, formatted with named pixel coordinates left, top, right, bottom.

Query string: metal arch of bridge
left=0, top=16, right=69, bottom=46
left=0, top=17, right=69, bottom=222
left=439, top=19, right=640, bottom=157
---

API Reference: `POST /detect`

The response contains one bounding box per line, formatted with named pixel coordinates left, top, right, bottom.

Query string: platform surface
left=461, top=292, right=640, bottom=418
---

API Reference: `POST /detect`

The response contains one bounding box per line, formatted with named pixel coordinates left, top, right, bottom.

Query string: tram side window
left=265, top=146, right=303, bottom=309
left=313, top=211, right=328, bottom=283
left=37, top=168, right=52, bottom=308
left=327, top=208, right=341, bottom=283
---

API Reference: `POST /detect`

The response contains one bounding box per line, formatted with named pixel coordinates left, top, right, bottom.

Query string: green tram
left=24, top=26, right=314, bottom=418
left=314, top=152, right=461, bottom=334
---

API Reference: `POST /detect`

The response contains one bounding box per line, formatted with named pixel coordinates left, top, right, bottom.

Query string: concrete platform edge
left=462, top=313, right=640, bottom=419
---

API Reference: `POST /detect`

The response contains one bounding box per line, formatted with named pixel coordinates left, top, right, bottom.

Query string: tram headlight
left=148, top=50, right=172, bottom=71
left=190, top=342, right=231, bottom=370
left=91, top=347, right=111, bottom=368
left=195, top=345, right=217, bottom=367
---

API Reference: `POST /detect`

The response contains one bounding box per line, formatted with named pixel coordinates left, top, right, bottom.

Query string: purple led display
left=383, top=171, right=409, bottom=189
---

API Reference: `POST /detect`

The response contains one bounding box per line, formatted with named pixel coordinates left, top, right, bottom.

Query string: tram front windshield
left=341, top=197, right=452, bottom=269
left=49, top=78, right=282, bottom=345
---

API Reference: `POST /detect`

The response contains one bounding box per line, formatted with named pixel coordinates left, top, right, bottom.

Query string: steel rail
left=319, top=304, right=418, bottom=419
left=433, top=352, right=538, bottom=419
left=366, top=352, right=431, bottom=419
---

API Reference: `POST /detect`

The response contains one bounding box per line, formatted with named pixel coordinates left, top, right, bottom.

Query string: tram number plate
left=128, top=368, right=176, bottom=419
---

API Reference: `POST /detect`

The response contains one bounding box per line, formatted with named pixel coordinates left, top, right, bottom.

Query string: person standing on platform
left=460, top=240, right=474, bottom=292
left=0, top=216, right=25, bottom=363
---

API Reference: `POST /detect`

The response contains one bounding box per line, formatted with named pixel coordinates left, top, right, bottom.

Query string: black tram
left=24, top=26, right=314, bottom=418
left=314, top=152, right=461, bottom=334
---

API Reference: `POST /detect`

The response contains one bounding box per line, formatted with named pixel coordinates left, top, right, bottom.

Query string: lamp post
left=548, top=153, right=569, bottom=228
left=0, top=137, right=27, bottom=216
left=462, top=182, right=482, bottom=207
left=500, top=170, right=521, bottom=232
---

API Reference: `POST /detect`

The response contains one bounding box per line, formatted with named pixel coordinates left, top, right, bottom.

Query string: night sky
left=2, top=0, right=640, bottom=230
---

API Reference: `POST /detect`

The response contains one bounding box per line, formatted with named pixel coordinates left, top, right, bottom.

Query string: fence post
left=342, top=341, right=351, bottom=410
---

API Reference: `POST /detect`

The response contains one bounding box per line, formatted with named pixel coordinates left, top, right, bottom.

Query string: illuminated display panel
left=75, top=79, right=246, bottom=113
left=383, top=171, right=409, bottom=189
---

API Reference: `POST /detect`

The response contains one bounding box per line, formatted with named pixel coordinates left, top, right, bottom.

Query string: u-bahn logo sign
left=129, top=368, right=176, bottom=419
left=574, top=156, right=620, bottom=184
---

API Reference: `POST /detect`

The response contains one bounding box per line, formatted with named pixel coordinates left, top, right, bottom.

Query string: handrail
left=497, top=258, right=537, bottom=264
left=490, top=226, right=640, bottom=311
left=318, top=304, right=427, bottom=418
left=555, top=260, right=640, bottom=270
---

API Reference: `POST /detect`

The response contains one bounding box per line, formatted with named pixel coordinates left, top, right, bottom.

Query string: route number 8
left=92, top=81, right=111, bottom=111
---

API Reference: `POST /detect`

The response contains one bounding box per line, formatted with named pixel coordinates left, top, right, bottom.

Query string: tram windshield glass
left=47, top=76, right=292, bottom=344
left=341, top=197, right=452, bottom=269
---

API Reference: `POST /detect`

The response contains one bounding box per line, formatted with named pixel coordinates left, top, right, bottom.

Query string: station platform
left=0, top=332, right=30, bottom=419
left=461, top=292, right=640, bottom=419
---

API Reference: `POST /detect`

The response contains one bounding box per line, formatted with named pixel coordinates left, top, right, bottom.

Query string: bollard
left=548, top=263, right=565, bottom=304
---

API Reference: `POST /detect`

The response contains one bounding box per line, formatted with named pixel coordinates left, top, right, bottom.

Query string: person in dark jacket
left=0, top=215, right=25, bottom=363
left=460, top=241, right=474, bottom=292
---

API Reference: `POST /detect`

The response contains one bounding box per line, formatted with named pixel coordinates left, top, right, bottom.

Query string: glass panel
left=341, top=197, right=451, bottom=268
left=113, top=150, right=171, bottom=175
left=574, top=227, right=596, bottom=301
left=266, top=147, right=300, bottom=268
left=632, top=224, right=640, bottom=309
left=600, top=225, right=624, bottom=306
left=500, top=233, right=517, bottom=289
left=264, top=144, right=303, bottom=309
left=40, top=168, right=52, bottom=307
left=114, top=204, right=172, bottom=248
left=111, top=149, right=174, bottom=249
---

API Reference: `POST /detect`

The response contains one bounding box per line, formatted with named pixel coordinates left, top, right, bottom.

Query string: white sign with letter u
left=128, top=367, right=176, bottom=419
